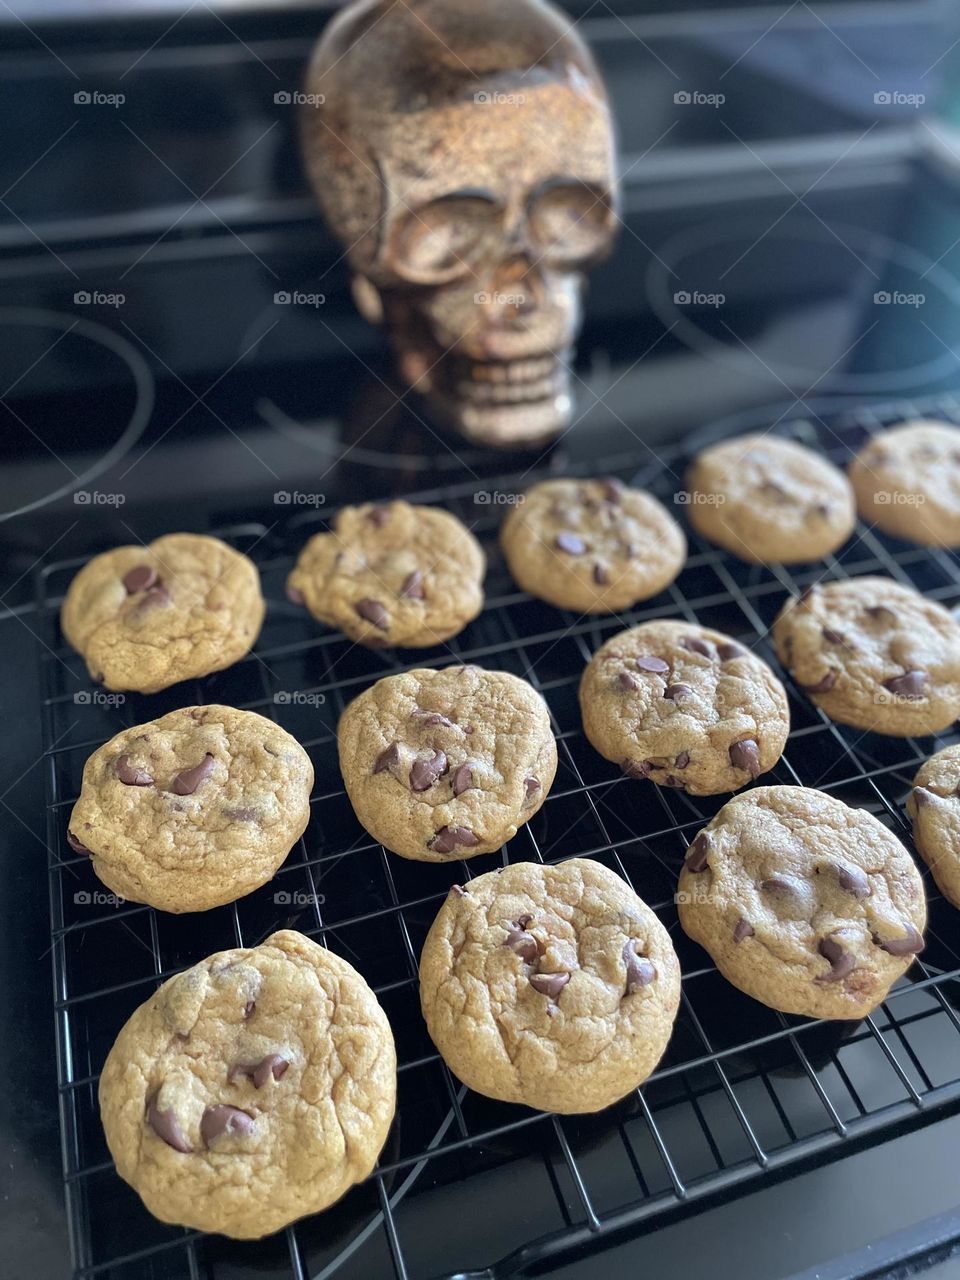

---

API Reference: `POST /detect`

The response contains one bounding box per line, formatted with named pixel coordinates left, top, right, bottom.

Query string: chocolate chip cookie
left=99, top=930, right=396, bottom=1238
left=62, top=533, right=264, bottom=694
left=338, top=664, right=557, bottom=861
left=579, top=620, right=789, bottom=795
left=772, top=577, right=960, bottom=736
left=499, top=477, right=686, bottom=614
left=287, top=501, right=485, bottom=647
left=678, top=786, right=926, bottom=1020
left=68, top=706, right=314, bottom=913
left=685, top=433, right=856, bottom=564
left=849, top=420, right=960, bottom=547
left=419, top=859, right=680, bottom=1113
left=908, top=745, right=960, bottom=908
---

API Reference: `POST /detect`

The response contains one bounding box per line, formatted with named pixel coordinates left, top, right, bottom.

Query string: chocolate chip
left=636, top=656, right=669, bottom=673
left=139, top=583, right=172, bottom=609
left=717, top=642, right=746, bottom=660
left=200, top=1104, right=255, bottom=1147
left=244, top=1000, right=256, bottom=1019
left=428, top=825, right=479, bottom=853
left=685, top=831, right=711, bottom=872
left=873, top=924, right=925, bottom=956
left=172, top=753, right=215, bottom=796
left=623, top=759, right=651, bottom=779
left=680, top=636, right=715, bottom=658
left=803, top=671, right=836, bottom=693
left=529, top=971, right=570, bottom=998
left=675, top=751, right=690, bottom=769
left=367, top=505, right=390, bottom=527
left=623, top=940, right=656, bottom=992
left=665, top=683, right=693, bottom=703
left=866, top=604, right=895, bottom=622
left=222, top=806, right=259, bottom=822
left=452, top=764, right=475, bottom=796
left=816, top=936, right=857, bottom=982
left=600, top=477, right=624, bottom=503
left=420, top=713, right=454, bottom=727
left=524, top=777, right=541, bottom=801
left=374, top=742, right=401, bottom=774
left=617, top=671, right=639, bottom=691
left=228, top=1054, right=289, bottom=1089
left=516, top=913, right=533, bottom=928
left=146, top=1093, right=191, bottom=1153
left=593, top=563, right=610, bottom=585
left=556, top=531, right=586, bottom=555
left=285, top=583, right=305, bottom=606
left=356, top=598, right=389, bottom=631
left=836, top=863, right=871, bottom=899
left=506, top=924, right=538, bottom=962
left=66, top=830, right=91, bottom=856
left=762, top=875, right=798, bottom=895
left=884, top=670, right=928, bottom=700
left=400, top=570, right=425, bottom=600
left=814, top=502, right=833, bottom=518
left=728, top=738, right=760, bottom=778
left=122, top=564, right=158, bottom=594
left=115, top=754, right=154, bottom=787
left=912, top=785, right=932, bottom=807
left=733, top=918, right=755, bottom=943
left=410, top=749, right=447, bottom=792
left=822, top=628, right=846, bottom=645
left=450, top=884, right=467, bottom=897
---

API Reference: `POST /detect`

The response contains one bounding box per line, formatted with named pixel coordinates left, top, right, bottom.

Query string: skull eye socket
left=527, top=181, right=616, bottom=268
left=387, top=195, right=504, bottom=285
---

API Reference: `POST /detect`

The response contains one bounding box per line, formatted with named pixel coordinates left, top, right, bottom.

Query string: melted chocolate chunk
left=523, top=777, right=541, bottom=801
left=505, top=923, right=539, bottom=962
left=836, top=863, right=871, bottom=899
left=822, top=628, right=846, bottom=645
left=146, top=1093, right=192, bottom=1152
left=617, top=671, right=640, bottom=691
left=600, top=477, right=624, bottom=503
left=664, top=683, right=693, bottom=703
left=873, top=924, right=925, bottom=956
left=733, top=918, right=755, bottom=943
left=884, top=670, right=928, bottom=700
left=222, top=806, right=259, bottom=822
left=200, top=1104, right=255, bottom=1147
left=529, top=971, right=570, bottom=998
left=228, top=1054, right=289, bottom=1089
left=803, top=670, right=836, bottom=694
left=451, top=763, right=475, bottom=796
left=420, top=712, right=454, bottom=727
left=116, top=754, right=154, bottom=786
left=122, top=564, right=158, bottom=594
left=623, top=759, right=651, bottom=779
left=367, top=505, right=390, bottom=527
left=410, top=749, right=447, bottom=792
left=675, top=751, right=690, bottom=769
left=717, top=642, right=746, bottom=660
left=680, top=636, right=715, bottom=658
left=623, top=940, right=656, bottom=992
left=728, top=738, right=760, bottom=778
left=555, top=531, right=586, bottom=555
left=593, top=563, right=610, bottom=585
left=450, top=884, right=467, bottom=897
left=912, top=785, right=932, bottom=807
left=400, top=570, right=425, bottom=600
left=66, top=830, right=91, bottom=856
left=428, top=825, right=479, bottom=854
left=373, top=742, right=401, bottom=774
left=172, top=753, right=215, bottom=796
left=685, top=831, right=711, bottom=872
left=636, top=656, right=669, bottom=673
left=816, top=936, right=856, bottom=982
left=356, top=598, right=389, bottom=631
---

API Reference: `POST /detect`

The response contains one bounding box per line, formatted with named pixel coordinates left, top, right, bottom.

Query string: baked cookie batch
left=62, top=418, right=960, bottom=1240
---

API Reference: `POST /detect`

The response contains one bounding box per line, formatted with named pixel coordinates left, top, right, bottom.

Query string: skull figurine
left=301, top=0, right=619, bottom=448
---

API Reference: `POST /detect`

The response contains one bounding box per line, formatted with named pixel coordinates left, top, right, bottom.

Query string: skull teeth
left=447, top=355, right=566, bottom=404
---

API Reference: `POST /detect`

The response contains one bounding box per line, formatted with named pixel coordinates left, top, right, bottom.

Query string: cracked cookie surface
left=579, top=620, right=789, bottom=795
left=678, top=786, right=926, bottom=1019
left=286, top=501, right=485, bottom=647
left=419, top=859, right=681, bottom=1113
left=772, top=576, right=960, bottom=736
left=908, top=744, right=960, bottom=908
left=99, top=930, right=396, bottom=1238
left=849, top=420, right=960, bottom=547
left=61, top=533, right=265, bottom=694
left=337, top=665, right=557, bottom=861
left=68, top=706, right=314, bottom=913
left=685, top=433, right=856, bottom=564
left=500, top=477, right=686, bottom=613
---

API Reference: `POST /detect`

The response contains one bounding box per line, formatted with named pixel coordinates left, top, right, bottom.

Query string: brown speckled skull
left=301, top=0, right=619, bottom=448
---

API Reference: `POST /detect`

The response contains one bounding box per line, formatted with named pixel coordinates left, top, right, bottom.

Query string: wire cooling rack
left=39, top=393, right=960, bottom=1280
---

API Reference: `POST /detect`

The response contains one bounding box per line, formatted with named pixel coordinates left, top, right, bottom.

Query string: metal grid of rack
left=39, top=394, right=960, bottom=1280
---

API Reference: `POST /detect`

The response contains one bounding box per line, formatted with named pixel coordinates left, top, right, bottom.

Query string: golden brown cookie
left=908, top=744, right=960, bottom=908
left=772, top=577, right=960, bottom=736
left=61, top=533, right=264, bottom=694
left=685, top=433, right=855, bottom=564
left=99, top=930, right=396, bottom=1238
left=500, top=476, right=686, bottom=613
left=678, top=786, right=926, bottom=1019
left=849, top=420, right=960, bottom=546
left=287, top=500, right=485, bottom=647
left=337, top=664, right=557, bottom=861
left=67, top=706, right=313, bottom=913
left=419, top=859, right=681, bottom=1113
left=579, top=620, right=789, bottom=795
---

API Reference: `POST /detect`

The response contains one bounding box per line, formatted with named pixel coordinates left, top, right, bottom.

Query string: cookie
left=848, top=420, right=960, bottom=547
left=579, top=620, right=789, bottom=795
left=677, top=786, right=926, bottom=1020
left=68, top=706, right=314, bottom=913
left=499, top=477, right=686, bottom=613
left=287, top=501, right=485, bottom=647
left=685, top=433, right=856, bottom=564
left=419, top=859, right=680, bottom=1113
left=99, top=930, right=395, bottom=1238
left=908, top=745, right=960, bottom=908
left=337, top=664, right=557, bottom=861
left=772, top=576, right=960, bottom=736
left=62, top=533, right=265, bottom=694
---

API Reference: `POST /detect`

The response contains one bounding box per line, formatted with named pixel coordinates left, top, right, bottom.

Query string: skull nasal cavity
left=489, top=256, right=544, bottom=316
